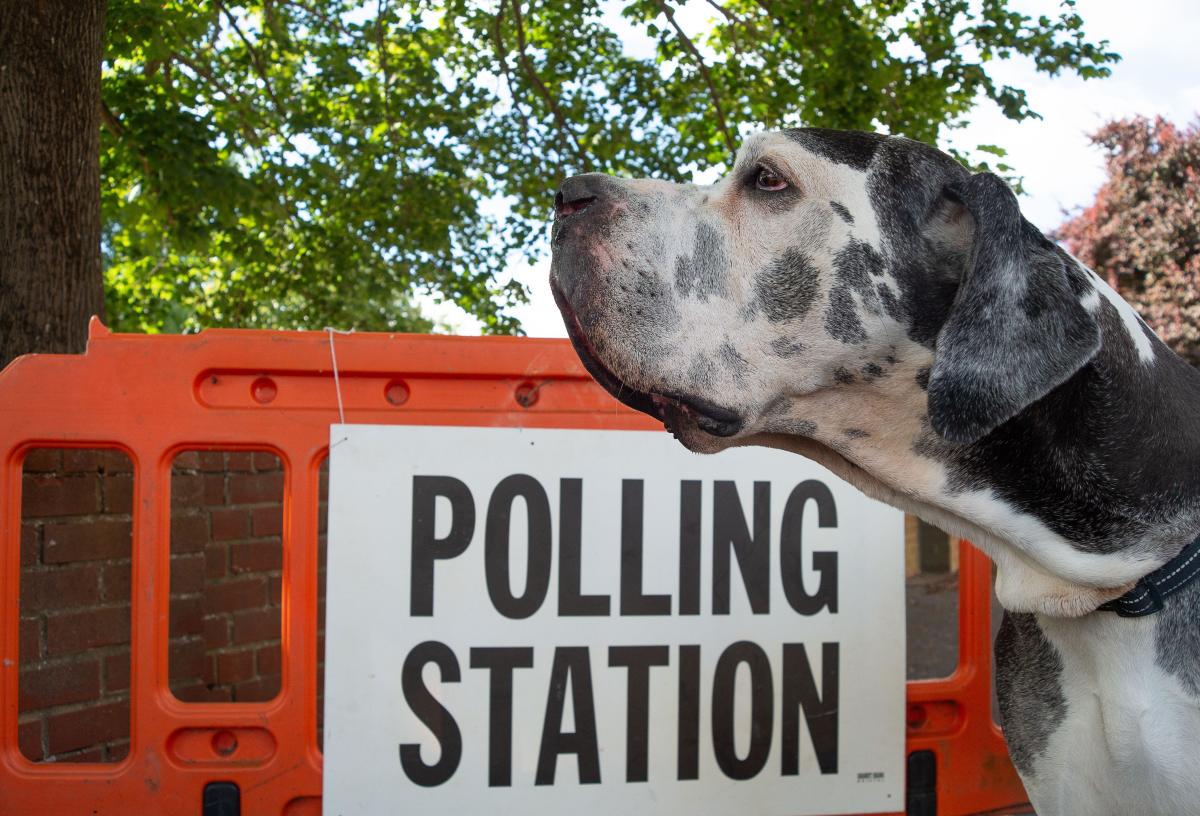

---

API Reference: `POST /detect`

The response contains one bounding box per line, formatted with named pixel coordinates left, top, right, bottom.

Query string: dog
left=548, top=127, right=1200, bottom=815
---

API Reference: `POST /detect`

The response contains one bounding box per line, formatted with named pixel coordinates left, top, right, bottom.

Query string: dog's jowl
left=551, top=127, right=1200, bottom=816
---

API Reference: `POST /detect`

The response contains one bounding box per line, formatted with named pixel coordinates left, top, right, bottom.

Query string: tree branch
left=492, top=0, right=532, bottom=144
left=375, top=0, right=400, bottom=171
left=654, top=0, right=736, bottom=155
left=217, top=2, right=284, bottom=114
left=508, top=0, right=587, bottom=165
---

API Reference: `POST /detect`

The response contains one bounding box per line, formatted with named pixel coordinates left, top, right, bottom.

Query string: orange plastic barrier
left=0, top=320, right=1028, bottom=815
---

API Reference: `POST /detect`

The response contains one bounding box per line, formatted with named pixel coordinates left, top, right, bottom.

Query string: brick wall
left=168, top=450, right=284, bottom=704
left=19, top=449, right=133, bottom=762
left=17, top=448, right=307, bottom=763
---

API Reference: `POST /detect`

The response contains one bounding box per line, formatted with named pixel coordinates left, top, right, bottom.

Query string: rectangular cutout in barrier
left=18, top=447, right=133, bottom=763
left=169, top=450, right=284, bottom=703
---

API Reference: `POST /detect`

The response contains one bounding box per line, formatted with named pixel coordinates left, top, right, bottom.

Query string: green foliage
left=101, top=0, right=1118, bottom=333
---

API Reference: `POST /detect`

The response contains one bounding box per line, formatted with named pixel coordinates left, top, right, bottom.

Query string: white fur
left=1030, top=615, right=1200, bottom=815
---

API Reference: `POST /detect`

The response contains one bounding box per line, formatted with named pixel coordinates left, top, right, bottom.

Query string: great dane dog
left=549, top=128, right=1200, bottom=815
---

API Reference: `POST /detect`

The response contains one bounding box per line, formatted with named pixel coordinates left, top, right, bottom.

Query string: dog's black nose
left=554, top=173, right=610, bottom=220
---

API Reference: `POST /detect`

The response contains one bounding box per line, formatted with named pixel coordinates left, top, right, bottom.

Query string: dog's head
left=550, top=128, right=1100, bottom=453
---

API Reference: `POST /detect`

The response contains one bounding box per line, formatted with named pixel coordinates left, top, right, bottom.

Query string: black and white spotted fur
left=549, top=128, right=1200, bottom=815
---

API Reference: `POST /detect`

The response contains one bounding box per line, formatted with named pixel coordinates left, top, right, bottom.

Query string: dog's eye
left=755, top=167, right=788, bottom=192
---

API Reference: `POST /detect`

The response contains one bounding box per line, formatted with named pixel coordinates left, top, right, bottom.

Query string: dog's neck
left=752, top=283, right=1200, bottom=618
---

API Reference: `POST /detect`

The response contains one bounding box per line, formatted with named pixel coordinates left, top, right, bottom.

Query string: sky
left=420, top=0, right=1200, bottom=338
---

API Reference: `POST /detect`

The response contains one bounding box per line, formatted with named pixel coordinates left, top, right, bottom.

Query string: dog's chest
left=1015, top=611, right=1200, bottom=816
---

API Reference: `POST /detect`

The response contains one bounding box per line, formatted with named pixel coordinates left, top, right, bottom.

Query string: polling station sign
left=323, top=425, right=905, bottom=815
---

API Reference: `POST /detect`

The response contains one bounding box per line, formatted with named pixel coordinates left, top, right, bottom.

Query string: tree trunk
left=0, top=0, right=107, bottom=370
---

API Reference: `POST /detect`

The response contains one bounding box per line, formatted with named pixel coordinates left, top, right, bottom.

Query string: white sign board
left=323, top=425, right=904, bottom=816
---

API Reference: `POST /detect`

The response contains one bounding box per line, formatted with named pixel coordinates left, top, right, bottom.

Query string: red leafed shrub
left=1056, top=116, right=1200, bottom=364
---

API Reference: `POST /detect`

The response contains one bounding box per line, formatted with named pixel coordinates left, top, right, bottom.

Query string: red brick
left=256, top=645, right=281, bottom=676
left=234, top=675, right=279, bottom=702
left=169, top=639, right=206, bottom=683
left=101, top=561, right=131, bottom=603
left=22, top=475, right=100, bottom=517
left=102, top=473, right=133, bottom=513
left=62, top=449, right=102, bottom=473
left=227, top=452, right=254, bottom=472
left=19, top=719, right=42, bottom=760
left=231, top=541, right=281, bottom=574
left=173, top=451, right=201, bottom=469
left=170, top=595, right=204, bottom=637
left=233, top=606, right=280, bottom=645
left=46, top=606, right=130, bottom=655
left=21, top=523, right=38, bottom=566
left=23, top=449, right=62, bottom=472
left=253, top=452, right=281, bottom=472
left=205, top=545, right=228, bottom=579
left=104, top=651, right=130, bottom=693
left=19, top=660, right=101, bottom=710
left=204, top=615, right=230, bottom=650
left=206, top=577, right=267, bottom=614
left=43, top=519, right=130, bottom=564
left=203, top=474, right=225, bottom=506
left=251, top=506, right=282, bottom=538
left=171, top=473, right=204, bottom=507
left=268, top=575, right=283, bottom=604
left=21, top=564, right=102, bottom=611
left=216, top=650, right=255, bottom=685
left=46, top=700, right=129, bottom=755
left=210, top=508, right=250, bottom=542
left=108, top=740, right=130, bottom=762
left=198, top=451, right=227, bottom=472
left=20, top=617, right=40, bottom=661
left=99, top=450, right=133, bottom=474
left=171, top=513, right=209, bottom=554
left=229, top=471, right=284, bottom=505
left=170, top=553, right=205, bottom=595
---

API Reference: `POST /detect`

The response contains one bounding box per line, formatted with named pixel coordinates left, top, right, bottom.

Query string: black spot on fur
left=824, top=288, right=866, bottom=343
left=718, top=342, right=747, bottom=383
left=861, top=362, right=884, bottom=381
left=843, top=428, right=870, bottom=439
left=756, top=249, right=820, bottom=323
left=785, top=128, right=887, bottom=171
left=1155, top=577, right=1200, bottom=696
left=779, top=419, right=817, bottom=436
left=674, top=222, right=728, bottom=300
left=833, top=367, right=855, bottom=385
left=769, top=337, right=807, bottom=357
left=830, top=201, right=854, bottom=224
left=836, top=240, right=885, bottom=289
left=915, top=367, right=930, bottom=390
left=995, top=612, right=1067, bottom=777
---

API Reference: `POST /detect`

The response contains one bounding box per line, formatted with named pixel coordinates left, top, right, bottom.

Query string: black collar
left=1098, top=533, right=1200, bottom=617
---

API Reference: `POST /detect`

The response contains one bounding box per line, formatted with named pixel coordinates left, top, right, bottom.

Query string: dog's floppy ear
left=927, top=172, right=1100, bottom=444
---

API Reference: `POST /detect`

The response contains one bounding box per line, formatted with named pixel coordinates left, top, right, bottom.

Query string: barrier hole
left=169, top=450, right=284, bottom=703
left=906, top=703, right=928, bottom=730
left=515, top=380, right=540, bottom=408
left=250, top=377, right=277, bottom=405
left=384, top=380, right=409, bottom=406
left=211, top=729, right=239, bottom=757
left=905, top=516, right=959, bottom=680
left=18, top=447, right=134, bottom=764
left=316, top=457, right=329, bottom=751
